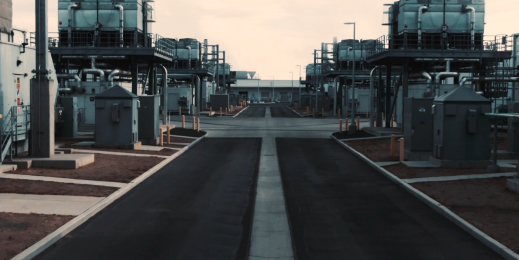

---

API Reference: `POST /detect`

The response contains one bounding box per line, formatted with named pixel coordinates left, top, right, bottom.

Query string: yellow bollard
left=192, top=116, right=196, bottom=130
left=167, top=126, right=171, bottom=144
left=197, top=118, right=201, bottom=132
left=182, top=115, right=186, bottom=129
left=159, top=127, right=164, bottom=147
left=390, top=134, right=396, bottom=157
left=400, top=138, right=405, bottom=162
left=340, top=120, right=343, bottom=133
left=357, top=116, right=361, bottom=130
left=210, top=107, right=213, bottom=116
left=306, top=107, right=310, bottom=116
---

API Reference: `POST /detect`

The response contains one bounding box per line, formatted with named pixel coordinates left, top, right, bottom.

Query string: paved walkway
left=0, top=194, right=104, bottom=216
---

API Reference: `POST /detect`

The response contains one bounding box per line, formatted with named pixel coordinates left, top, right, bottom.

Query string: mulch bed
left=0, top=179, right=117, bottom=197
left=384, top=164, right=516, bottom=179
left=332, top=130, right=375, bottom=140
left=168, top=137, right=195, bottom=143
left=346, top=138, right=401, bottom=162
left=0, top=213, right=74, bottom=260
left=169, top=128, right=206, bottom=138
left=8, top=154, right=164, bottom=183
left=412, top=177, right=519, bottom=254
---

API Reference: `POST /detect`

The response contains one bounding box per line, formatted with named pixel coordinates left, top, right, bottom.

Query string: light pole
left=257, top=74, right=260, bottom=103
left=290, top=72, right=293, bottom=102
left=270, top=76, right=274, bottom=102
left=345, top=22, right=357, bottom=134
left=296, top=65, right=302, bottom=104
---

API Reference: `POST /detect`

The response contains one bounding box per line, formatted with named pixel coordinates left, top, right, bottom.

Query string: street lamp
left=270, top=76, right=274, bottom=102
left=345, top=22, right=357, bottom=134
left=290, top=72, right=293, bottom=102
left=296, top=65, right=302, bottom=104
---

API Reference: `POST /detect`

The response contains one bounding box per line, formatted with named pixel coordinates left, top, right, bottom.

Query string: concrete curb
left=12, top=135, right=207, bottom=260
left=338, top=135, right=402, bottom=142
left=233, top=106, right=249, bottom=118
left=286, top=106, right=304, bottom=118
left=331, top=135, right=519, bottom=260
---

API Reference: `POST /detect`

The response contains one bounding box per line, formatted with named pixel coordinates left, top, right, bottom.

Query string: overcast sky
left=12, top=0, right=519, bottom=80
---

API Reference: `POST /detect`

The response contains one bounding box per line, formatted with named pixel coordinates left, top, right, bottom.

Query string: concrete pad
left=363, top=127, right=403, bottom=137
left=4, top=159, right=32, bottom=169
left=0, top=194, right=104, bottom=216
left=402, top=161, right=439, bottom=168
left=376, top=162, right=400, bottom=167
left=73, top=149, right=169, bottom=159
left=404, top=172, right=518, bottom=184
left=168, top=142, right=190, bottom=146
left=507, top=179, right=519, bottom=194
left=31, top=154, right=95, bottom=169
left=429, top=157, right=492, bottom=169
left=169, top=135, right=198, bottom=140
left=135, top=145, right=164, bottom=152
left=55, top=148, right=73, bottom=154
left=0, top=173, right=126, bottom=188
left=0, top=164, right=17, bottom=173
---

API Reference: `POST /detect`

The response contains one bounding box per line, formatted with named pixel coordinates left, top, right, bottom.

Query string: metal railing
left=0, top=106, right=30, bottom=164
left=366, top=34, right=513, bottom=58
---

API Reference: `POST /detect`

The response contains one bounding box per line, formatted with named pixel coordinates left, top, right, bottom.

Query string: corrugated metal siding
left=0, top=0, right=12, bottom=33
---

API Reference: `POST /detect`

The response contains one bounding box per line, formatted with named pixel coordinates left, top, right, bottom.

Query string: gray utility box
left=210, top=94, right=230, bottom=110
left=507, top=102, right=519, bottom=153
left=432, top=87, right=491, bottom=164
left=95, top=85, right=140, bottom=149
left=57, top=97, right=78, bottom=138
left=229, top=93, right=239, bottom=106
left=404, top=98, right=434, bottom=160
left=300, top=94, right=311, bottom=108
left=138, top=95, right=160, bottom=145
left=310, top=94, right=331, bottom=112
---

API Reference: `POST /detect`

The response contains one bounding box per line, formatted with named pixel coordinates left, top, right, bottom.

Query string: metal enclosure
left=507, top=102, right=519, bottom=153
left=404, top=98, right=434, bottom=159
left=138, top=95, right=159, bottom=145
left=432, top=87, right=491, bottom=161
left=210, top=95, right=230, bottom=110
left=167, top=87, right=193, bottom=113
left=95, top=85, right=139, bottom=147
left=58, top=0, right=148, bottom=32
left=57, top=97, right=78, bottom=138
left=0, top=0, right=12, bottom=33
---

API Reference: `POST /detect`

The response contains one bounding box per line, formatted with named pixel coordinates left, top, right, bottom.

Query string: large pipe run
left=82, top=69, right=105, bottom=81
left=464, top=5, right=476, bottom=50
left=114, top=4, right=124, bottom=47
left=460, top=76, right=519, bottom=86
left=161, top=65, right=168, bottom=121
left=67, top=3, right=79, bottom=47
left=57, top=74, right=82, bottom=92
left=417, top=5, right=428, bottom=49
left=434, top=72, right=458, bottom=97
left=108, top=69, right=121, bottom=87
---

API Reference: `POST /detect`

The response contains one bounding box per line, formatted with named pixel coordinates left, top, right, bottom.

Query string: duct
left=114, top=4, right=124, bottom=48
left=464, top=5, right=476, bottom=50
left=68, top=3, right=79, bottom=47
left=82, top=69, right=106, bottom=81
left=56, top=74, right=82, bottom=90
left=421, top=71, right=432, bottom=92
left=417, top=5, right=428, bottom=49
left=434, top=72, right=458, bottom=97
left=160, top=65, right=168, bottom=122
left=187, top=46, right=192, bottom=69
left=370, top=66, right=385, bottom=127
left=108, top=69, right=121, bottom=87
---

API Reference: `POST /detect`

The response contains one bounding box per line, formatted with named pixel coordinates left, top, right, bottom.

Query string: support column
left=385, top=65, right=392, bottom=128
left=401, top=59, right=409, bottom=130
left=377, top=69, right=383, bottom=127
left=131, top=57, right=138, bottom=94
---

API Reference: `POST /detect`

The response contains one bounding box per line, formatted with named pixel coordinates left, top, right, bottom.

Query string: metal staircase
left=0, top=106, right=30, bottom=165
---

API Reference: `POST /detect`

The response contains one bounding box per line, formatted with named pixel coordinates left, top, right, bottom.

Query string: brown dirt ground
left=0, top=179, right=117, bottom=197
left=384, top=164, right=516, bottom=179
left=412, top=177, right=519, bottom=254
left=0, top=213, right=74, bottom=260
left=8, top=154, right=164, bottom=183
left=346, top=138, right=401, bottom=162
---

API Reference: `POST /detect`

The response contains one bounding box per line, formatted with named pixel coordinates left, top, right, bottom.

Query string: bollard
left=390, top=134, right=396, bottom=157
left=162, top=114, right=166, bottom=125
left=167, top=126, right=171, bottom=144
left=340, top=120, right=343, bottom=133
left=366, top=109, right=369, bottom=118
left=391, top=115, right=395, bottom=128
left=220, top=107, right=223, bottom=116
left=192, top=116, right=196, bottom=130
left=210, top=107, right=213, bottom=116
left=357, top=116, right=361, bottom=130
left=306, top=107, right=310, bottom=116
left=159, top=128, right=164, bottom=147
left=400, top=138, right=405, bottom=162
left=345, top=118, right=349, bottom=130
left=182, top=115, right=186, bottom=129
left=322, top=108, right=325, bottom=118
left=338, top=109, right=341, bottom=118
left=225, top=108, right=228, bottom=116
left=197, top=118, right=201, bottom=132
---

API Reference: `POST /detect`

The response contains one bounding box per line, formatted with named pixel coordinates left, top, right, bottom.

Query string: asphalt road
left=237, top=106, right=266, bottom=117
left=270, top=107, right=300, bottom=118
left=35, top=138, right=261, bottom=260
left=276, top=138, right=503, bottom=260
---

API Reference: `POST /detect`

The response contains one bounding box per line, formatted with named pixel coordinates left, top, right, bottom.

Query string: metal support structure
left=345, top=22, right=357, bottom=133
left=161, top=65, right=168, bottom=119
left=131, top=57, right=138, bottom=94
left=385, top=66, right=392, bottom=128
left=401, top=59, right=409, bottom=130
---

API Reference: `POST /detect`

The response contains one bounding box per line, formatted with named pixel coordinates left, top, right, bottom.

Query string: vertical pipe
left=417, top=5, right=428, bottom=49
left=215, top=45, right=220, bottom=92
left=349, top=24, right=357, bottom=134
left=187, top=46, right=192, bottom=69
left=222, top=51, right=226, bottom=93
left=67, top=4, right=78, bottom=47
left=161, top=65, right=168, bottom=121
left=114, top=4, right=124, bottom=48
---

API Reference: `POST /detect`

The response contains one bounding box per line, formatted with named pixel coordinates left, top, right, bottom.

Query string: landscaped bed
left=0, top=213, right=74, bottom=260
left=345, top=137, right=400, bottom=162
left=0, top=179, right=117, bottom=197
left=412, top=177, right=519, bottom=254
left=64, top=146, right=177, bottom=156
left=8, top=154, right=164, bottom=183
left=384, top=163, right=516, bottom=179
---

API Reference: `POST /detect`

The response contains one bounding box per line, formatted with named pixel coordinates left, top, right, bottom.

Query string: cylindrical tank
left=0, top=0, right=12, bottom=33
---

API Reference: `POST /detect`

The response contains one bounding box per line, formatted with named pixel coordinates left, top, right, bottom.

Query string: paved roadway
left=35, top=103, right=504, bottom=260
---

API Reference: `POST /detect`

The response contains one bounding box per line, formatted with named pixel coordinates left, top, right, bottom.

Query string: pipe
left=194, top=74, right=201, bottom=116
left=418, top=5, right=428, bottom=49
left=108, top=69, right=121, bottom=87
left=114, top=4, right=124, bottom=47
left=332, top=75, right=346, bottom=117
left=61, top=56, right=127, bottom=59
left=56, top=74, right=82, bottom=89
left=460, top=76, right=519, bottom=86
left=464, top=5, right=476, bottom=50
left=160, top=65, right=168, bottom=121
left=68, top=3, right=79, bottom=47
left=434, top=72, right=458, bottom=97
left=187, top=46, right=192, bottom=69
left=91, top=57, right=97, bottom=69
left=83, top=69, right=105, bottom=81
left=370, top=66, right=385, bottom=127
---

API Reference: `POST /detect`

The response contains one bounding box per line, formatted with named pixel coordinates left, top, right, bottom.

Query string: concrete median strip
left=12, top=134, right=207, bottom=260
left=331, top=135, right=519, bottom=260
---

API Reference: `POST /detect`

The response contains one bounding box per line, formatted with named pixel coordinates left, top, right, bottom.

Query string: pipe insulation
left=434, top=72, right=458, bottom=97
left=417, top=5, right=428, bottom=49
left=114, top=4, right=124, bottom=47
left=67, top=3, right=79, bottom=47
left=464, top=5, right=476, bottom=50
